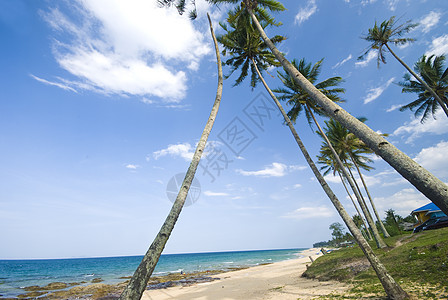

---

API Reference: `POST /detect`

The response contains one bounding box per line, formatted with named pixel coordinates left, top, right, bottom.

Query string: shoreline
left=2, top=248, right=326, bottom=299
left=142, top=247, right=349, bottom=300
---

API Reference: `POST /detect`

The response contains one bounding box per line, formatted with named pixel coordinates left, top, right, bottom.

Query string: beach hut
left=411, top=203, right=447, bottom=225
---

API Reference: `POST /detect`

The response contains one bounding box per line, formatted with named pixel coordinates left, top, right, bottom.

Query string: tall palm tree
left=399, top=54, right=448, bottom=122
left=118, top=14, right=223, bottom=300
left=162, top=0, right=448, bottom=225
left=218, top=11, right=405, bottom=299
left=274, top=59, right=387, bottom=248
left=317, top=149, right=373, bottom=241
left=217, top=8, right=285, bottom=88
left=319, top=119, right=391, bottom=238
left=360, top=16, right=448, bottom=118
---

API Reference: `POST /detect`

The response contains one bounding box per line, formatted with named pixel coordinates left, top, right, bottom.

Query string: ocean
left=0, top=248, right=308, bottom=298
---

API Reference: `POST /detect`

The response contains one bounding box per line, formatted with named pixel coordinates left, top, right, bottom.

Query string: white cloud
left=203, top=191, right=229, bottom=197
left=386, top=103, right=405, bottom=112
left=283, top=206, right=335, bottom=219
left=414, top=141, right=448, bottom=178
left=373, top=188, right=430, bottom=217
left=237, top=163, right=288, bottom=177
left=40, top=0, right=211, bottom=101
left=355, top=50, right=377, bottom=67
left=332, top=54, right=352, bottom=69
left=426, top=34, right=448, bottom=57
left=153, top=143, right=194, bottom=161
left=419, top=11, right=441, bottom=33
left=324, top=173, right=341, bottom=184
left=289, top=165, right=307, bottom=171
left=125, top=164, right=140, bottom=170
left=295, top=0, right=317, bottom=25
left=393, top=110, right=448, bottom=143
left=363, top=77, right=395, bottom=104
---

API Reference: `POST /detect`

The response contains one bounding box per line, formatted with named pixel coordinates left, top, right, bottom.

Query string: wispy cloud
left=203, top=191, right=229, bottom=197
left=384, top=0, right=400, bottom=11
left=419, top=11, right=441, bottom=33
left=393, top=110, right=448, bottom=143
left=426, top=34, right=448, bottom=57
left=40, top=0, right=211, bottom=101
left=332, top=54, right=352, bottom=69
left=289, top=165, right=307, bottom=171
left=386, top=103, right=405, bottom=112
left=355, top=50, right=376, bottom=67
left=283, top=206, right=335, bottom=219
left=295, top=0, right=317, bottom=25
left=30, top=74, right=77, bottom=93
left=363, top=77, right=395, bottom=104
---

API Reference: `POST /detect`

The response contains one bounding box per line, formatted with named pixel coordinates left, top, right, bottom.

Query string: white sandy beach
left=142, top=248, right=349, bottom=300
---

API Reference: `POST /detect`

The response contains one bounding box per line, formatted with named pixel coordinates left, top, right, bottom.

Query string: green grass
left=303, top=228, right=448, bottom=299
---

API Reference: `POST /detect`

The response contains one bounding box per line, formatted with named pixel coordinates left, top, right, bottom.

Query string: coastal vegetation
left=118, top=1, right=448, bottom=299
left=303, top=227, right=448, bottom=299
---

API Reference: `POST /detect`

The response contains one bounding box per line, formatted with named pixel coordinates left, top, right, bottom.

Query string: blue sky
left=1, top=0, right=447, bottom=259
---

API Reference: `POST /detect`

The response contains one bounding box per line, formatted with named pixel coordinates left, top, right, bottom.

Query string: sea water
left=0, top=248, right=307, bottom=298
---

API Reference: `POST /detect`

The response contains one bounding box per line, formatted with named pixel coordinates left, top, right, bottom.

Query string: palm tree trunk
left=338, top=171, right=372, bottom=240
left=250, top=57, right=408, bottom=300
left=345, top=161, right=381, bottom=239
left=248, top=8, right=448, bottom=218
left=349, top=152, right=390, bottom=238
left=118, top=14, right=223, bottom=300
left=385, top=43, right=448, bottom=118
left=307, top=106, right=386, bottom=248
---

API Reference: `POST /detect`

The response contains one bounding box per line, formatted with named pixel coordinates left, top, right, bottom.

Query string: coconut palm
left=274, top=59, right=387, bottom=248
left=217, top=8, right=285, bottom=88
left=118, top=14, right=223, bottom=300
left=162, top=0, right=448, bottom=222
left=162, top=1, right=413, bottom=298
left=217, top=10, right=407, bottom=298
left=399, top=54, right=448, bottom=122
left=319, top=118, right=391, bottom=238
left=360, top=16, right=448, bottom=118
left=317, top=149, right=373, bottom=241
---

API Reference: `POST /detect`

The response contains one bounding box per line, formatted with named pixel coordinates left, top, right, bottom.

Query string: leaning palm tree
left=217, top=11, right=406, bottom=299
left=359, top=16, right=448, bottom=118
left=274, top=59, right=387, bottom=248
left=162, top=0, right=448, bottom=233
left=317, top=149, right=373, bottom=241
left=399, top=54, right=448, bottom=122
left=319, top=119, right=391, bottom=238
left=119, top=14, right=223, bottom=300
